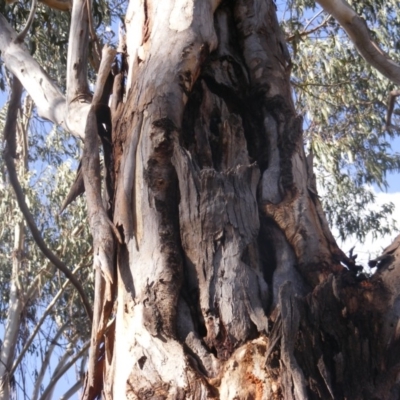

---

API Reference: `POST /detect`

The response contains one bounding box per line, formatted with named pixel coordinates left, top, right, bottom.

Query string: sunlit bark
left=2, top=0, right=400, bottom=398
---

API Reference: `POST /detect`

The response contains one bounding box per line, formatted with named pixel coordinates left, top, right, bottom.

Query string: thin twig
left=10, top=263, right=86, bottom=376
left=37, top=341, right=90, bottom=400
left=31, top=322, right=70, bottom=400
left=287, top=14, right=332, bottom=42
left=303, top=9, right=325, bottom=32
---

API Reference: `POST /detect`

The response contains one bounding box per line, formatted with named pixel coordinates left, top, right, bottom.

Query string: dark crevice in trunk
left=257, top=216, right=278, bottom=288
left=118, top=242, right=136, bottom=300
left=202, top=74, right=270, bottom=171
left=144, top=118, right=184, bottom=338
left=180, top=278, right=208, bottom=338
left=181, top=72, right=270, bottom=172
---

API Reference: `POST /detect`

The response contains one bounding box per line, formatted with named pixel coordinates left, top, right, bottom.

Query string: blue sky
left=1, top=6, right=400, bottom=396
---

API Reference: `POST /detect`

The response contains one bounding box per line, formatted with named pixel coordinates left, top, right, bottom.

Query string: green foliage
left=0, top=100, right=92, bottom=395
left=1, top=0, right=400, bottom=393
left=280, top=0, right=400, bottom=241
left=0, top=0, right=126, bottom=88
left=0, top=0, right=127, bottom=394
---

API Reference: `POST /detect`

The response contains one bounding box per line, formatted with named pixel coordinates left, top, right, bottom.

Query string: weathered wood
left=98, top=0, right=400, bottom=398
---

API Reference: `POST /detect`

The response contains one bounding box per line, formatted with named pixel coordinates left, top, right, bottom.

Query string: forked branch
left=0, top=15, right=89, bottom=138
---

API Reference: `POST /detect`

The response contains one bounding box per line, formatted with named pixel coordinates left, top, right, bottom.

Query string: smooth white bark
left=0, top=14, right=90, bottom=138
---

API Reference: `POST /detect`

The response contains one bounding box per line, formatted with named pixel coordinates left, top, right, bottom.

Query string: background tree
left=0, top=90, right=92, bottom=398
left=1, top=0, right=400, bottom=399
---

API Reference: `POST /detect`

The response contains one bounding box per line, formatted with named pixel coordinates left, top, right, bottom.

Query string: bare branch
left=0, top=14, right=89, bottom=138
left=287, top=13, right=332, bottom=42
left=66, top=0, right=91, bottom=104
left=385, top=90, right=400, bottom=128
left=59, top=380, right=84, bottom=400
left=4, top=150, right=93, bottom=320
left=82, top=45, right=116, bottom=400
left=86, top=0, right=102, bottom=71
left=15, top=0, right=37, bottom=43
left=2, top=79, right=92, bottom=321
left=37, top=341, right=90, bottom=400
left=31, top=322, right=70, bottom=400
left=2, top=75, right=22, bottom=157
left=10, top=263, right=86, bottom=376
left=82, top=45, right=117, bottom=285
left=316, top=0, right=400, bottom=85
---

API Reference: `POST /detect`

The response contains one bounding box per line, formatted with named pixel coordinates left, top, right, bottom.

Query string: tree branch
left=86, top=0, right=102, bottom=72
left=59, top=380, right=84, bottom=400
left=4, top=151, right=93, bottom=320
left=15, top=0, right=37, bottom=43
left=66, top=0, right=91, bottom=104
left=0, top=14, right=89, bottom=139
left=31, top=322, right=70, bottom=400
left=0, top=15, right=66, bottom=123
left=316, top=0, right=400, bottom=85
left=37, top=341, right=90, bottom=400
left=2, top=77, right=93, bottom=321
left=39, top=0, right=71, bottom=11
left=82, top=45, right=117, bottom=400
left=385, top=89, right=400, bottom=128
left=10, top=263, right=86, bottom=376
left=287, top=13, right=332, bottom=42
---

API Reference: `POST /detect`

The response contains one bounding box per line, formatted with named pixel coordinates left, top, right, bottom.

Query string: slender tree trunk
left=83, top=1, right=400, bottom=399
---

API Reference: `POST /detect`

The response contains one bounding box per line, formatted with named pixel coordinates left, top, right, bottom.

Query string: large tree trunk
left=84, top=1, right=400, bottom=399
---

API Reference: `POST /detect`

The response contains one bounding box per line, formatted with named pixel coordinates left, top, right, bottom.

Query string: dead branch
left=81, top=45, right=116, bottom=400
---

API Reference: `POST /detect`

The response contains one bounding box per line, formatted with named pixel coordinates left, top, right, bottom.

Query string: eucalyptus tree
left=2, top=0, right=400, bottom=399
left=0, top=96, right=92, bottom=399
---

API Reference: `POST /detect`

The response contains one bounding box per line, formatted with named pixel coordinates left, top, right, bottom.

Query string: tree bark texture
left=84, top=1, right=400, bottom=399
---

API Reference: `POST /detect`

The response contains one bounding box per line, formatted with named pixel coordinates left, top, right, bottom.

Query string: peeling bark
left=3, top=0, right=400, bottom=398
left=80, top=0, right=400, bottom=398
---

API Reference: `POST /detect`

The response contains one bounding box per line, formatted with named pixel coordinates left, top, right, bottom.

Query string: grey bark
left=78, top=0, right=400, bottom=399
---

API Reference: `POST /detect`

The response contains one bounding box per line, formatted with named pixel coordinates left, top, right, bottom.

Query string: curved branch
left=0, top=14, right=89, bottom=139
left=316, top=0, right=400, bottom=85
left=16, top=0, right=37, bottom=43
left=2, top=78, right=93, bottom=321
left=4, top=150, right=93, bottom=321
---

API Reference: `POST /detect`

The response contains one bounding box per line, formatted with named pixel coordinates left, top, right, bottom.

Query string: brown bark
left=81, top=1, right=400, bottom=399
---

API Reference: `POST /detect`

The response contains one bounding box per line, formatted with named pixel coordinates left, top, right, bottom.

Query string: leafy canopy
left=281, top=0, right=400, bottom=241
